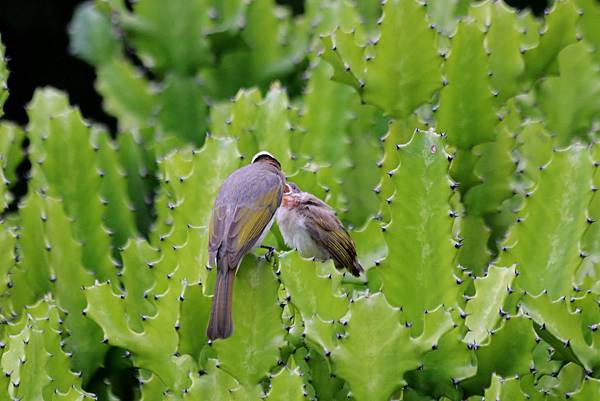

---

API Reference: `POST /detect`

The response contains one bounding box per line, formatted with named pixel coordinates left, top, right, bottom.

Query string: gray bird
left=206, top=151, right=285, bottom=340
left=276, top=182, right=363, bottom=276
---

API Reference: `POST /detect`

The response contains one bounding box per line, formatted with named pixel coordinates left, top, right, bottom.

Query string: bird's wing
left=209, top=165, right=284, bottom=269
left=208, top=203, right=226, bottom=268
left=301, top=195, right=357, bottom=270
left=223, top=172, right=283, bottom=270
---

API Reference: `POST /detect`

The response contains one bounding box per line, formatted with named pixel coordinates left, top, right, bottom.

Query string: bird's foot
left=260, top=245, right=276, bottom=263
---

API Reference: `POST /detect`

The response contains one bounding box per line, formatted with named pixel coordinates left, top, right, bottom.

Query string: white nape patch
left=276, top=207, right=328, bottom=260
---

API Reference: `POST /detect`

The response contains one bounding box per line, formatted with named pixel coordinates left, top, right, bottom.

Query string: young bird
left=276, top=182, right=363, bottom=276
left=206, top=151, right=285, bottom=340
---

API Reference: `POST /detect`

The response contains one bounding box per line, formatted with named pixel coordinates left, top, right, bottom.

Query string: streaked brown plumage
left=206, top=152, right=285, bottom=340
left=276, top=182, right=363, bottom=276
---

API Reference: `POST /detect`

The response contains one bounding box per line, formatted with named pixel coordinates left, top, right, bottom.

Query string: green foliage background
left=1, top=0, right=600, bottom=399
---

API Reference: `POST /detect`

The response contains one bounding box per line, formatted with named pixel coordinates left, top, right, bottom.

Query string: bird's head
left=284, top=182, right=301, bottom=194
left=251, top=151, right=281, bottom=169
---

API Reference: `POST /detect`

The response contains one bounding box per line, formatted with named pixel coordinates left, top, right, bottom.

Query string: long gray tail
left=206, top=268, right=235, bottom=340
left=350, top=258, right=364, bottom=277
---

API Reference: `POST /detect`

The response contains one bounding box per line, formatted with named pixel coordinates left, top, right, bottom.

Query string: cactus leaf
left=303, top=315, right=340, bottom=356
left=8, top=310, right=53, bottom=399
left=319, top=31, right=365, bottom=92
left=362, top=0, right=441, bottom=118
left=8, top=193, right=51, bottom=314
left=405, top=327, right=477, bottom=401
left=514, top=121, right=553, bottom=187
left=0, top=123, right=24, bottom=185
left=252, top=84, right=294, bottom=172
left=483, top=374, right=529, bottom=401
left=463, top=104, right=516, bottom=216
left=456, top=215, right=491, bottom=277
left=116, top=130, right=157, bottom=234
left=26, top=89, right=70, bottom=187
left=437, top=20, right=497, bottom=150
left=122, top=0, right=211, bottom=74
left=294, top=345, right=346, bottom=401
left=178, top=282, right=212, bottom=359
left=538, top=42, right=600, bottom=145
left=331, top=294, right=453, bottom=401
left=241, top=0, right=308, bottom=84
left=569, top=376, right=600, bottom=400
left=425, top=0, right=466, bottom=36
left=44, top=195, right=107, bottom=380
left=212, top=84, right=293, bottom=170
left=0, top=221, right=16, bottom=315
left=498, top=145, right=594, bottom=297
left=300, top=60, right=356, bottom=170
left=464, top=266, right=516, bottom=345
left=524, top=0, right=579, bottom=80
left=118, top=239, right=159, bottom=332
left=85, top=279, right=192, bottom=391
left=92, top=129, right=138, bottom=249
left=341, top=103, right=387, bottom=226
left=223, top=88, right=262, bottom=160
left=184, top=359, right=238, bottom=400
left=577, top=146, right=600, bottom=291
left=139, top=372, right=168, bottom=401
left=279, top=252, right=348, bottom=322
left=521, top=292, right=600, bottom=372
left=266, top=366, right=305, bottom=401
left=69, top=2, right=121, bottom=65
left=97, top=58, right=157, bottom=130
left=0, top=123, right=24, bottom=210
left=1, top=299, right=87, bottom=400
left=471, top=0, right=526, bottom=101
left=351, top=218, right=387, bottom=271
left=378, top=130, right=456, bottom=330
left=52, top=386, right=97, bottom=401
left=41, top=109, right=115, bottom=282
left=463, top=316, right=537, bottom=394
left=158, top=73, right=208, bottom=147
left=306, top=0, right=365, bottom=37
left=576, top=0, right=600, bottom=62
left=209, top=0, right=247, bottom=32
left=0, top=36, right=7, bottom=114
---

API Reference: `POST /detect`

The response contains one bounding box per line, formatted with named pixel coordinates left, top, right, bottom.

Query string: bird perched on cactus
left=276, top=182, right=363, bottom=276
left=206, top=151, right=285, bottom=340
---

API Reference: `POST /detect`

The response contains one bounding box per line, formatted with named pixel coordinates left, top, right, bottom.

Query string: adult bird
left=206, top=151, right=285, bottom=340
left=276, top=182, right=363, bottom=276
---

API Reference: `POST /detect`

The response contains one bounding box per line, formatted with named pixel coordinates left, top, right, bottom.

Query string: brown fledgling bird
left=276, top=182, right=363, bottom=276
left=206, top=151, right=285, bottom=340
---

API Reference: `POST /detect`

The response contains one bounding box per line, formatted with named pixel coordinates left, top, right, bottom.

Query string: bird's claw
left=260, top=245, right=276, bottom=263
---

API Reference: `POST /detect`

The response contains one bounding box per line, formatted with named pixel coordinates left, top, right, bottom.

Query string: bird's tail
left=335, top=257, right=364, bottom=277
left=349, top=258, right=364, bottom=277
left=206, top=268, right=235, bottom=340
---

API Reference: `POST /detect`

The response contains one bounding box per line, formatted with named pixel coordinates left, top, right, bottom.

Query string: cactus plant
left=1, top=0, right=600, bottom=399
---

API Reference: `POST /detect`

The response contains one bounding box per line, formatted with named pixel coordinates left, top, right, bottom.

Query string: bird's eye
left=284, top=184, right=292, bottom=194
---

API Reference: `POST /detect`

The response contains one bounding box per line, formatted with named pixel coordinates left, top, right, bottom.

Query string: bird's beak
left=283, top=184, right=292, bottom=194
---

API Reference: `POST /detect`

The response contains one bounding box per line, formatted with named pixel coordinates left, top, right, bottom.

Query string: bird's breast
left=276, top=207, right=327, bottom=260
